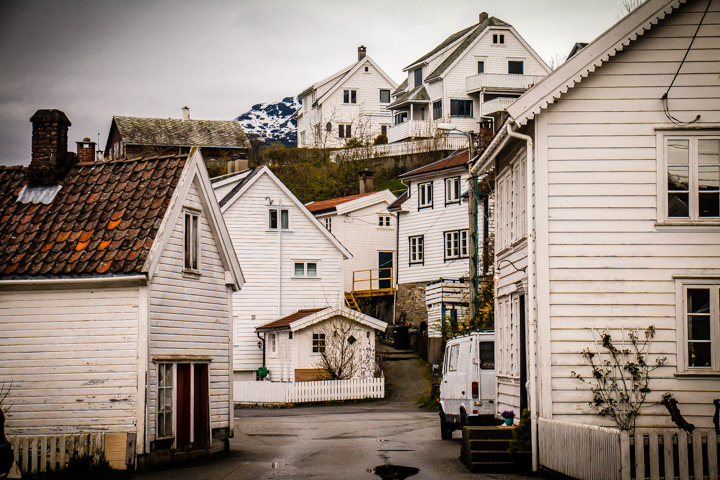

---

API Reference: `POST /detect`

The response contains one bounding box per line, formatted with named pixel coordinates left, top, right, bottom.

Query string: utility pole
left=467, top=134, right=479, bottom=322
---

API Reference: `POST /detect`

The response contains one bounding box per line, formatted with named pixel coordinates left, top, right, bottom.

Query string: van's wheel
left=440, top=411, right=452, bottom=440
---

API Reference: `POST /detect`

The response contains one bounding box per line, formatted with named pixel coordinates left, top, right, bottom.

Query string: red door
left=176, top=364, right=192, bottom=446
left=193, top=364, right=209, bottom=449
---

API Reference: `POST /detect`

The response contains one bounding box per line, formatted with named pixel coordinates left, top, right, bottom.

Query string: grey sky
left=0, top=0, right=630, bottom=166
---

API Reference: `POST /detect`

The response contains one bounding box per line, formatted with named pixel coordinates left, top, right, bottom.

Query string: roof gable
left=508, top=0, right=687, bottom=126
left=315, top=56, right=398, bottom=106
left=400, top=149, right=470, bottom=179
left=256, top=305, right=387, bottom=332
left=214, top=166, right=352, bottom=259
left=306, top=190, right=396, bottom=216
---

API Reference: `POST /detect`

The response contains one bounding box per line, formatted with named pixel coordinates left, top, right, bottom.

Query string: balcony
left=387, top=120, right=434, bottom=143
left=480, top=96, right=517, bottom=115
left=331, top=136, right=468, bottom=162
left=466, top=73, right=546, bottom=95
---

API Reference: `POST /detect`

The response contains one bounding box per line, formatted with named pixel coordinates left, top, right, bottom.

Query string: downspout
left=505, top=120, right=537, bottom=472
left=256, top=332, right=266, bottom=368
left=277, top=199, right=283, bottom=318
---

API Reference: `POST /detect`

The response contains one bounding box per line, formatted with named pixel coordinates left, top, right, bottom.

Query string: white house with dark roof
left=212, top=166, right=351, bottom=382
left=388, top=12, right=550, bottom=143
left=474, top=0, right=720, bottom=473
left=295, top=46, right=398, bottom=148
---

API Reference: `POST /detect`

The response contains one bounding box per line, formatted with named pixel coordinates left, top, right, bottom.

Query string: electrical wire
left=661, top=0, right=711, bottom=126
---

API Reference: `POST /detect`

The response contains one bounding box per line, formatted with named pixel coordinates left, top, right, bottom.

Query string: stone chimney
left=358, top=170, right=374, bottom=194
left=358, top=45, right=367, bottom=61
left=76, top=137, right=96, bottom=164
left=182, top=106, right=190, bottom=121
left=227, top=154, right=249, bottom=174
left=479, top=12, right=488, bottom=23
left=27, top=109, right=73, bottom=185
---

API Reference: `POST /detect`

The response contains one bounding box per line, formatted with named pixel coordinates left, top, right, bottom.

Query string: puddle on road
left=370, top=464, right=420, bottom=479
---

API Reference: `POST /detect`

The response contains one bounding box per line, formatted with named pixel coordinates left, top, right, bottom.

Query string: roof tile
left=305, top=192, right=375, bottom=214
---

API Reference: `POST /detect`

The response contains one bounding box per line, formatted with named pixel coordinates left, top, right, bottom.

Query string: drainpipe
left=277, top=199, right=283, bottom=318
left=257, top=331, right=266, bottom=367
left=505, top=120, right=537, bottom=472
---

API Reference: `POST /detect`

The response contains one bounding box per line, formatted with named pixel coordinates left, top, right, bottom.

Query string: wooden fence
left=235, top=377, right=384, bottom=404
left=538, top=419, right=720, bottom=480
left=8, top=433, right=104, bottom=475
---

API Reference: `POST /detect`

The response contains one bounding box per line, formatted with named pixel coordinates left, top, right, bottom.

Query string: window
left=433, top=100, right=442, bottom=120
left=343, top=89, right=357, bottom=104
left=269, top=208, right=290, bottom=230
left=338, top=124, right=352, bottom=139
left=157, top=363, right=173, bottom=438
left=413, top=67, right=423, bottom=87
left=313, top=333, right=326, bottom=353
left=409, top=235, right=424, bottom=264
left=380, top=89, right=391, bottom=103
left=477, top=61, right=485, bottom=74
left=664, top=134, right=719, bottom=221
left=378, top=215, right=391, bottom=227
left=493, top=33, right=505, bottom=44
left=364, top=66, right=369, bottom=72
left=299, top=131, right=305, bottom=146
left=677, top=280, right=719, bottom=371
left=496, top=159, right=526, bottom=250
left=450, top=99, right=473, bottom=117
left=381, top=125, right=388, bottom=136
left=444, top=230, right=468, bottom=260
left=268, top=332, right=278, bottom=357
left=418, top=182, right=433, bottom=209
left=479, top=342, right=495, bottom=370
left=294, top=262, right=318, bottom=277
left=445, top=177, right=460, bottom=204
left=508, top=61, right=524, bottom=74
left=324, top=217, right=332, bottom=232
left=447, top=344, right=459, bottom=372
left=184, top=211, right=199, bottom=271
left=394, top=112, right=408, bottom=125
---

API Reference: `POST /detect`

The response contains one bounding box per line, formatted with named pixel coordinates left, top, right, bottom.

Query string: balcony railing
left=466, top=73, right=546, bottom=94
left=480, top=96, right=517, bottom=115
left=331, top=136, right=468, bottom=162
left=387, top=120, right=434, bottom=143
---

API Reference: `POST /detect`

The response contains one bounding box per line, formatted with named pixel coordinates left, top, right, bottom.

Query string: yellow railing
left=350, top=267, right=395, bottom=297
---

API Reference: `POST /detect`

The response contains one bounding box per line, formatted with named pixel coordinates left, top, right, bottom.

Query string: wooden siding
left=533, top=0, right=720, bottom=426
left=397, top=170, right=472, bottom=285
left=147, top=179, right=233, bottom=439
left=220, top=173, right=345, bottom=373
left=0, top=287, right=140, bottom=435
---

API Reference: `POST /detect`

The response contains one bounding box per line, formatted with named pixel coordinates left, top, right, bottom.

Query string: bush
left=508, top=409, right=531, bottom=454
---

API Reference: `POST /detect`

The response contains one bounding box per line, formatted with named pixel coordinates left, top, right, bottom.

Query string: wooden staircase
left=460, top=426, right=530, bottom=473
left=344, top=292, right=360, bottom=311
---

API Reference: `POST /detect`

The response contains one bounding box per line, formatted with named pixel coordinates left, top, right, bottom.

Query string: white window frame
left=496, top=157, right=526, bottom=251
left=409, top=235, right=424, bottom=265
left=267, top=332, right=278, bottom=358
left=183, top=210, right=200, bottom=273
left=293, top=261, right=319, bottom=278
left=268, top=207, right=291, bottom=231
left=343, top=89, right=357, bottom=104
left=657, top=131, right=720, bottom=225
left=444, top=230, right=468, bottom=260
left=445, top=176, right=461, bottom=204
left=338, top=124, right=352, bottom=139
left=379, top=89, right=391, bottom=104
left=157, top=363, right=174, bottom=439
left=312, top=333, right=326, bottom=353
left=418, top=181, right=433, bottom=209
left=675, top=277, right=720, bottom=373
left=324, top=217, right=332, bottom=232
left=378, top=215, right=391, bottom=227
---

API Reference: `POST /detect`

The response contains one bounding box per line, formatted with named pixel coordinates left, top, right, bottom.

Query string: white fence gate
left=8, top=433, right=104, bottom=475
left=538, top=419, right=720, bottom=480
left=235, top=377, right=385, bottom=404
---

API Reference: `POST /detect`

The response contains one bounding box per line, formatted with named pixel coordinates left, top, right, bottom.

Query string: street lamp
left=436, top=123, right=480, bottom=322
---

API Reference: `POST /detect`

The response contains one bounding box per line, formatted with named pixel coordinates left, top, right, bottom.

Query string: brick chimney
left=358, top=170, right=374, bottom=194
left=76, top=137, right=96, bottom=164
left=182, top=106, right=190, bottom=121
left=27, top=109, right=73, bottom=185
left=358, top=45, right=367, bottom=61
left=479, top=12, right=488, bottom=23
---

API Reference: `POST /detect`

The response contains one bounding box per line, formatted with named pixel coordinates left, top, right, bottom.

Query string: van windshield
left=479, top=342, right=494, bottom=370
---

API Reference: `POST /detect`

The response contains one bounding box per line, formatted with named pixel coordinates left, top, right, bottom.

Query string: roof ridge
left=77, top=153, right=185, bottom=167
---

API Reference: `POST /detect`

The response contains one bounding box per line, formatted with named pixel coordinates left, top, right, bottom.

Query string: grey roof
left=218, top=167, right=262, bottom=208
left=406, top=23, right=478, bottom=70
left=425, top=17, right=511, bottom=82
left=113, top=116, right=249, bottom=148
left=387, top=85, right=430, bottom=109
left=392, top=78, right=408, bottom=96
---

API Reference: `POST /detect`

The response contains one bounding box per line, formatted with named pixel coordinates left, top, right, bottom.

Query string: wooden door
left=193, top=364, right=210, bottom=449
left=176, top=364, right=191, bottom=446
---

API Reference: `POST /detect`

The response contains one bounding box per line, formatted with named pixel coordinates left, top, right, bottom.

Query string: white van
left=438, top=331, right=495, bottom=439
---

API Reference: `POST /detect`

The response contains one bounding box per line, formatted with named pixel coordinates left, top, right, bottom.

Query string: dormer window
left=343, top=89, right=357, bottom=104
left=413, top=67, right=423, bottom=87
left=493, top=34, right=505, bottom=44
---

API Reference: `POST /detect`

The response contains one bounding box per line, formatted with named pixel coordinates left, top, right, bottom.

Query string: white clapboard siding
left=147, top=181, right=232, bottom=438
left=234, top=377, right=384, bottom=404
left=0, top=288, right=140, bottom=435
left=218, top=172, right=345, bottom=373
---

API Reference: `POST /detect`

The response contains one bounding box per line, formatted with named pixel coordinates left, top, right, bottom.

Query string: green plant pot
left=504, top=417, right=513, bottom=426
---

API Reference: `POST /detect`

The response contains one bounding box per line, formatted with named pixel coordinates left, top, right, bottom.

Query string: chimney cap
left=30, top=109, right=71, bottom=126
left=82, top=137, right=92, bottom=142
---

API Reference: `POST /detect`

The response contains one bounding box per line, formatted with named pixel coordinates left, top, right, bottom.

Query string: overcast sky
left=0, top=0, right=632, bottom=166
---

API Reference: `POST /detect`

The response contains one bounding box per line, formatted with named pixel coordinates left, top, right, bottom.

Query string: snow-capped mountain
left=236, top=96, right=299, bottom=147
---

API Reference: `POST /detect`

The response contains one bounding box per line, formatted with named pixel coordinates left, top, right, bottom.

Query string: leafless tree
left=314, top=318, right=377, bottom=379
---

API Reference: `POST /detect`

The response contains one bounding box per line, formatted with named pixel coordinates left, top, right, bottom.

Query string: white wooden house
left=0, top=110, right=244, bottom=469
left=388, top=149, right=488, bottom=363
left=305, top=183, right=396, bottom=296
left=295, top=46, right=398, bottom=148
left=256, top=305, right=387, bottom=382
left=212, top=166, right=351, bottom=383
left=387, top=12, right=550, bottom=144
left=475, top=0, right=720, bottom=471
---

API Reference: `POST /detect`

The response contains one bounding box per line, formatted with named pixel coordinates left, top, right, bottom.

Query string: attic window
left=184, top=211, right=199, bottom=272
left=364, top=66, right=369, bottom=72
left=493, top=34, right=505, bottom=44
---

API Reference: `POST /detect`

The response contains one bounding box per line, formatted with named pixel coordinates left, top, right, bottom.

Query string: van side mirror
left=432, top=364, right=440, bottom=376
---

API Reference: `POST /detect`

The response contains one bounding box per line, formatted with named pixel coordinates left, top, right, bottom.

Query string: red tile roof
left=399, top=149, right=469, bottom=178
left=305, top=192, right=374, bottom=213
left=387, top=190, right=408, bottom=211
left=0, top=154, right=186, bottom=278
left=256, top=307, right=327, bottom=330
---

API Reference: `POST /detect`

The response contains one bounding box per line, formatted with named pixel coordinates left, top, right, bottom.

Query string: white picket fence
left=7, top=433, right=104, bottom=474
left=234, top=377, right=385, bottom=404
left=538, top=419, right=720, bottom=480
